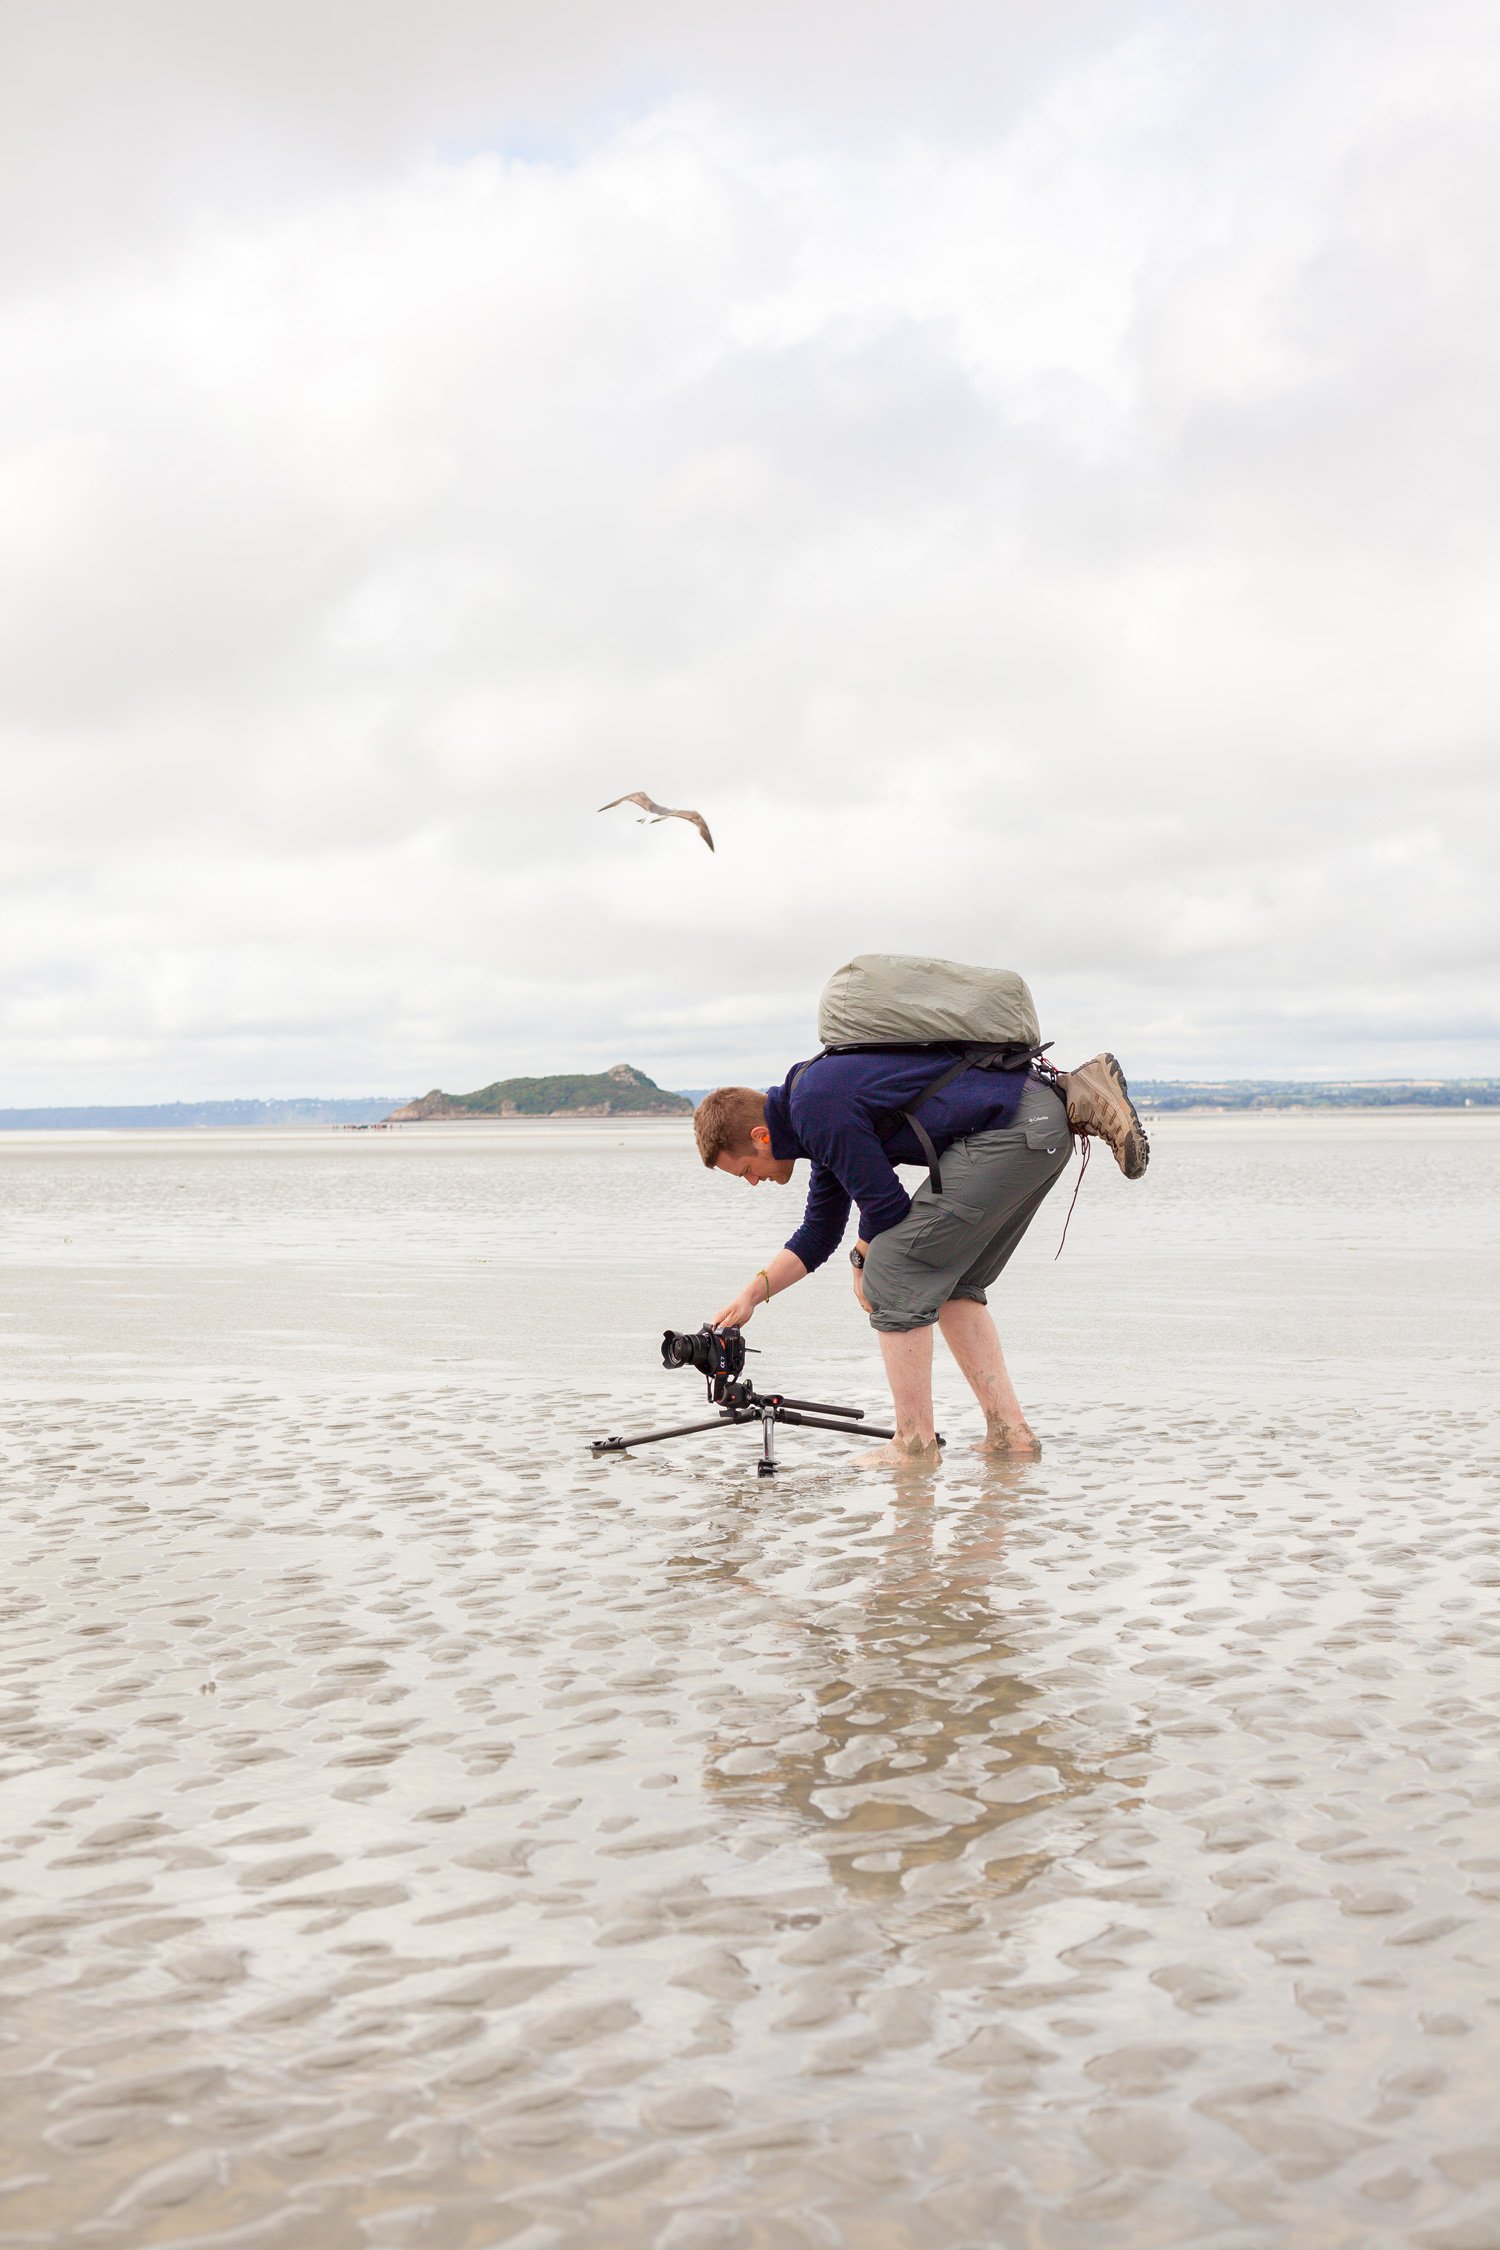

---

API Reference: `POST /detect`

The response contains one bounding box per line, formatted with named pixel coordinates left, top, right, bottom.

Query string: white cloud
left=1, top=0, right=1498, bottom=1099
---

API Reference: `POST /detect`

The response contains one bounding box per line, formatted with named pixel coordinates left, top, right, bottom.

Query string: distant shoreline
left=1132, top=1081, right=1499, bottom=1115
left=1140, top=1102, right=1495, bottom=1117
left=1, top=1083, right=1497, bottom=1130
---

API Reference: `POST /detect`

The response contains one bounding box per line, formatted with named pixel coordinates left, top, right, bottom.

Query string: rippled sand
left=2, top=1119, right=1498, bottom=2247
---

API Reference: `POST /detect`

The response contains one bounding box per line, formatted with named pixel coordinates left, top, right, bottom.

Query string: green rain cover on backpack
left=817, top=954, right=1041, bottom=1051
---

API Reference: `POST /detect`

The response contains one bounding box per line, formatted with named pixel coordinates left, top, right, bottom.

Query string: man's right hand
left=712, top=1285, right=763, bottom=1330
left=711, top=1250, right=805, bottom=1332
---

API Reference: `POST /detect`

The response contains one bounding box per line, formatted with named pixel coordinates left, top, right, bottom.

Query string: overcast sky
left=3, top=0, right=1497, bottom=1099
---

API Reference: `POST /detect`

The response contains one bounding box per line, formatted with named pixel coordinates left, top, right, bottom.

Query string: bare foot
left=852, top=1436, right=943, bottom=1470
left=976, top=1420, right=1042, bottom=1457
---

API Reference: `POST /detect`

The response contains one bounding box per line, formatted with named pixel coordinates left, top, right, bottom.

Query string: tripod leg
left=774, top=1408, right=896, bottom=1441
left=590, top=1414, right=737, bottom=1454
left=757, top=1406, right=778, bottom=1478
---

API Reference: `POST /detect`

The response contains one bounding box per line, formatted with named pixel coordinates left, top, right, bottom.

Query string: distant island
left=385, top=1063, right=692, bottom=1122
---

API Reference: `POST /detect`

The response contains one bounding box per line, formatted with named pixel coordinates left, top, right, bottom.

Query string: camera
left=661, top=1324, right=746, bottom=1380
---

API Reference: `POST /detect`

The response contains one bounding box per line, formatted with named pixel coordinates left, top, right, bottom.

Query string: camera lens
left=660, top=1328, right=701, bottom=1370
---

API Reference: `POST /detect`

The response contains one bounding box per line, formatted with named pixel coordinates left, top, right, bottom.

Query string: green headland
left=385, top=1063, right=692, bottom=1122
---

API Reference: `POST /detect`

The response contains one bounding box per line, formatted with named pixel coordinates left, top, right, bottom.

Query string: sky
left=3, top=0, right=1498, bottom=1100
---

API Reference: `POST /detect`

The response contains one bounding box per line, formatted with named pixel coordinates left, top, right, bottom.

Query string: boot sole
left=1100, top=1052, right=1150, bottom=1179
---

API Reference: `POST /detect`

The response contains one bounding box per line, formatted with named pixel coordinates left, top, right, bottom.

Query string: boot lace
left=1054, top=1131, right=1090, bottom=1259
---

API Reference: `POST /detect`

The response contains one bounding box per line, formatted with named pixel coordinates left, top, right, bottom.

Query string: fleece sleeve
left=797, top=1111, right=912, bottom=1245
left=783, top=1164, right=853, bottom=1273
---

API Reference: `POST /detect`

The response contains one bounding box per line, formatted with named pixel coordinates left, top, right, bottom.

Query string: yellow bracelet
left=757, top=1268, right=773, bottom=1303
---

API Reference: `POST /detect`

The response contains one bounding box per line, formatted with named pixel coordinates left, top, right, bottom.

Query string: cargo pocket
left=1022, top=1120, right=1065, bottom=1157
left=903, top=1193, right=988, bottom=1267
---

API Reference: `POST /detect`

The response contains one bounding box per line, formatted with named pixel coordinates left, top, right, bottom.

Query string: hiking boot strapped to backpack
left=1056, top=1052, right=1150, bottom=1180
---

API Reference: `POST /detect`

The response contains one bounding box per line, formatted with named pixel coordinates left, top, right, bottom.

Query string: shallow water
left=1, top=1116, right=1497, bottom=2248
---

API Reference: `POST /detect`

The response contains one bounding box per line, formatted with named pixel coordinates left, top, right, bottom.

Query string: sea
left=1, top=1112, right=1497, bottom=2248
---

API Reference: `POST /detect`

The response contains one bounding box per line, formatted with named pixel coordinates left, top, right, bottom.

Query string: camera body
left=661, top=1324, right=746, bottom=1384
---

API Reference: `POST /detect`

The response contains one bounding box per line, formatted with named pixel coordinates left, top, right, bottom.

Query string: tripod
left=590, top=1371, right=896, bottom=1478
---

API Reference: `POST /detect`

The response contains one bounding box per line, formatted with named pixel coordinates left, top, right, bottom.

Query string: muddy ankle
left=854, top=1434, right=942, bottom=1469
left=980, top=1420, right=1041, bottom=1456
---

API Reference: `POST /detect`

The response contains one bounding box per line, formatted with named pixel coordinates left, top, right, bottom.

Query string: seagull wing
left=599, top=792, right=713, bottom=849
left=597, top=791, right=666, bottom=816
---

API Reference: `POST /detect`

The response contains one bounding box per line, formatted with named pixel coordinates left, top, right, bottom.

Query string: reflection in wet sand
left=695, top=1480, right=1136, bottom=1904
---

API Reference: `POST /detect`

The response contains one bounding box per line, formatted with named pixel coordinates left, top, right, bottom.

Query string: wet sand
left=2, top=1118, right=1497, bottom=2247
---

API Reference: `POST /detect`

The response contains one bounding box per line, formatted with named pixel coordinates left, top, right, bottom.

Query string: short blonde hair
left=694, top=1086, right=767, bottom=1166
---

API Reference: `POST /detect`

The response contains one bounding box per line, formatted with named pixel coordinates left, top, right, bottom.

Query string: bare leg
left=937, top=1298, right=1041, bottom=1454
left=853, top=1325, right=942, bottom=1466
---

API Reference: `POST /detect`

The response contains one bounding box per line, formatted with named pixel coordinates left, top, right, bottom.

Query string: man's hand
left=711, top=1250, right=807, bottom=1333
left=851, top=1240, right=871, bottom=1314
left=712, top=1284, right=764, bottom=1330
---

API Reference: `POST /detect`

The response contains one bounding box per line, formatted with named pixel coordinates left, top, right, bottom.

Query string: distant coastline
left=1, top=1073, right=1495, bottom=1130
left=0, top=1097, right=408, bottom=1131
left=1131, top=1079, right=1500, bottom=1113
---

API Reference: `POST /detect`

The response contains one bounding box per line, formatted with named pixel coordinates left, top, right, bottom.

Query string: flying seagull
left=598, top=791, right=715, bottom=852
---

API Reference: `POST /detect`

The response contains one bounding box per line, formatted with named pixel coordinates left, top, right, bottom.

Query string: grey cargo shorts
left=861, top=1077, right=1073, bottom=1333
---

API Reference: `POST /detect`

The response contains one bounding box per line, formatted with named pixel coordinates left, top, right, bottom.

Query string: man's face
left=715, top=1124, right=796, bottom=1187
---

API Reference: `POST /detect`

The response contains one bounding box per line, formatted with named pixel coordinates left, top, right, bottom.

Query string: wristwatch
left=848, top=1245, right=865, bottom=1270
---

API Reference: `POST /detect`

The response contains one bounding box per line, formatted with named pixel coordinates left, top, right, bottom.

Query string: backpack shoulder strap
left=893, top=1042, right=1051, bottom=1192
left=893, top=1053, right=971, bottom=1193
left=787, top=1052, right=828, bottom=1098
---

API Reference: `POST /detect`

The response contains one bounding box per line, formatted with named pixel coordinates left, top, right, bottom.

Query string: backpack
left=801, top=954, right=1050, bottom=1194
left=818, top=953, right=1040, bottom=1050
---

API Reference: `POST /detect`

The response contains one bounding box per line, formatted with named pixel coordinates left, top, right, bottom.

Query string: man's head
left=694, top=1086, right=796, bottom=1186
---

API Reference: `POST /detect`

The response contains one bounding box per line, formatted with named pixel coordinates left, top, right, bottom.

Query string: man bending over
left=696, top=1053, right=1147, bottom=1463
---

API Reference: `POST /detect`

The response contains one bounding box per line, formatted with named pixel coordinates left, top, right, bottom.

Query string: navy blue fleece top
left=763, top=1052, right=1031, bottom=1273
